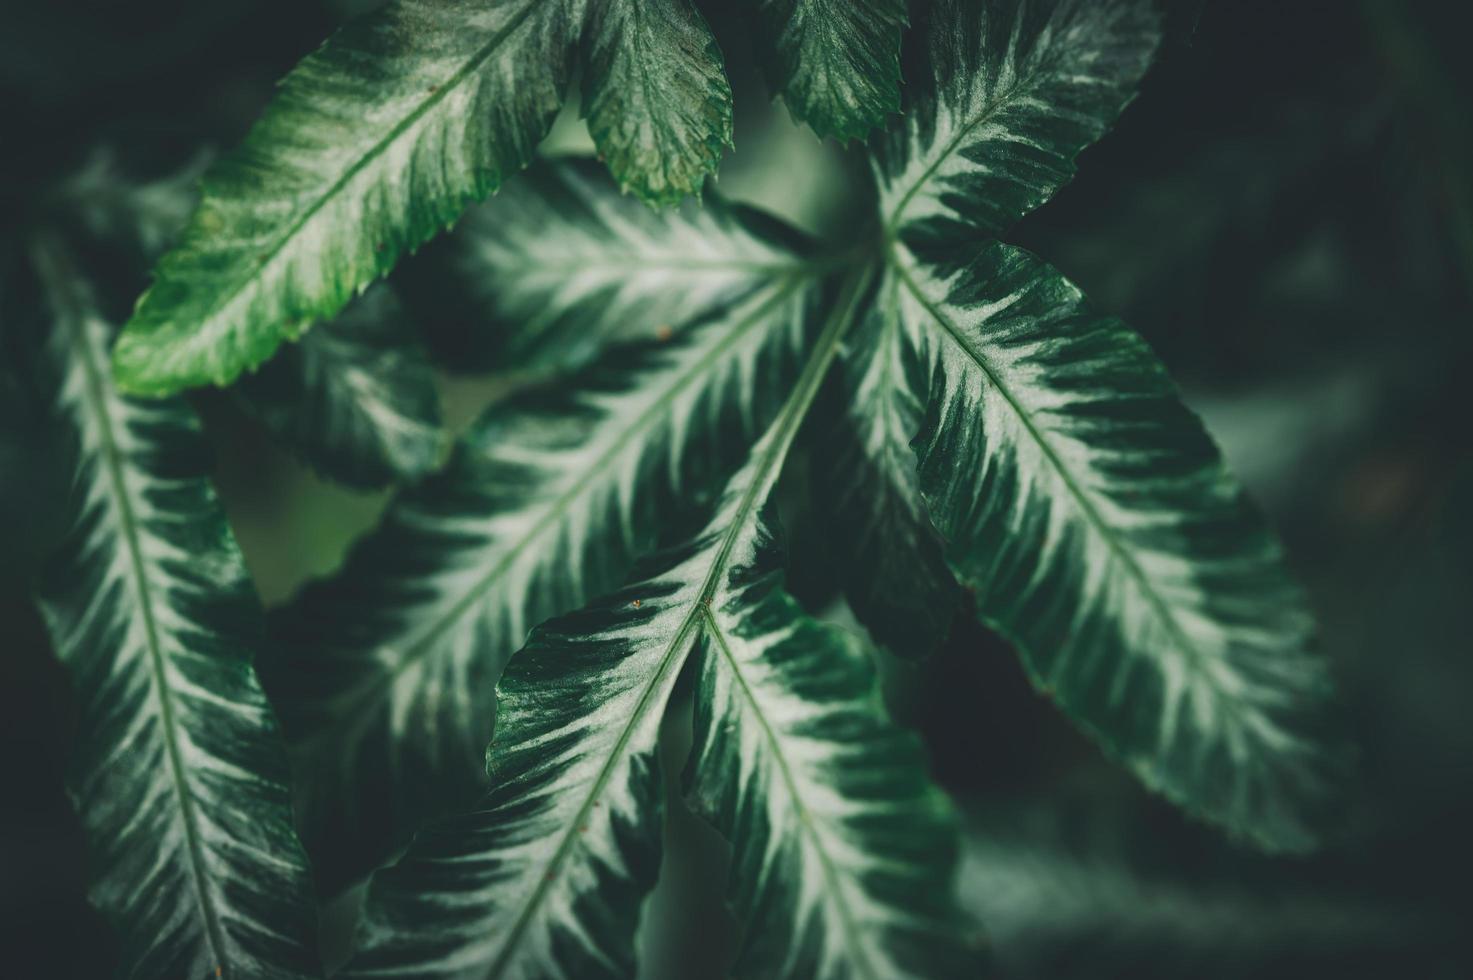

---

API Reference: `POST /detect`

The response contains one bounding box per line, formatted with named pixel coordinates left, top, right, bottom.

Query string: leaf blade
left=340, top=265, right=878, bottom=978
left=235, top=285, right=445, bottom=489
left=688, top=532, right=975, bottom=979
left=886, top=241, right=1350, bottom=850
left=261, top=194, right=828, bottom=888
left=874, top=0, right=1161, bottom=244
left=29, top=239, right=318, bottom=979
left=754, top=0, right=908, bottom=142
left=582, top=0, right=732, bottom=205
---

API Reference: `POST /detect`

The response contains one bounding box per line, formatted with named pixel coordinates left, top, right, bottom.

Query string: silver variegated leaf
left=883, top=241, right=1350, bottom=850
left=341, top=266, right=964, bottom=977
left=261, top=235, right=826, bottom=889
left=234, top=285, right=445, bottom=489
left=435, top=159, right=817, bottom=375
left=686, top=523, right=975, bottom=978
left=114, top=0, right=732, bottom=396
left=874, top=0, right=1161, bottom=245
left=28, top=239, right=318, bottom=979
left=813, top=276, right=961, bottom=659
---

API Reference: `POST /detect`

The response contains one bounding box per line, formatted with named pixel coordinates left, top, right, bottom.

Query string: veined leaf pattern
left=885, top=241, right=1350, bottom=850
left=445, top=159, right=817, bottom=375
left=341, top=265, right=966, bottom=978
left=814, top=275, right=961, bottom=658
left=875, top=0, right=1161, bottom=245
left=262, top=214, right=826, bottom=889
left=29, top=239, right=318, bottom=979
left=754, top=0, right=908, bottom=142
left=687, top=523, right=974, bottom=978
left=235, top=285, right=445, bottom=489
left=113, top=0, right=732, bottom=396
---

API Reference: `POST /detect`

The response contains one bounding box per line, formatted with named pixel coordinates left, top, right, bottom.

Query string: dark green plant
left=3, top=1, right=1358, bottom=977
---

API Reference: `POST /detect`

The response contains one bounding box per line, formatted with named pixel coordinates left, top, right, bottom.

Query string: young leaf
left=754, top=0, right=908, bottom=142
left=28, top=239, right=318, bottom=979
left=437, top=159, right=818, bottom=375
left=113, top=0, right=733, bottom=397
left=261, top=251, right=826, bottom=890
left=341, top=265, right=967, bottom=978
left=686, top=527, right=975, bottom=978
left=874, top=0, right=1161, bottom=245
left=884, top=241, right=1350, bottom=850
left=813, top=281, right=961, bottom=659
left=581, top=0, right=732, bottom=205
left=234, top=285, right=445, bottom=489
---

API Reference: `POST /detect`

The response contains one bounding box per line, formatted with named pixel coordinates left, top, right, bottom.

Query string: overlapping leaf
left=113, top=0, right=732, bottom=396
left=754, top=0, right=908, bottom=141
left=813, top=279, right=961, bottom=658
left=874, top=0, right=1162, bottom=245
left=882, top=242, right=1350, bottom=849
left=581, top=0, right=731, bottom=205
left=687, top=527, right=973, bottom=979
left=260, top=179, right=828, bottom=889
left=235, top=285, right=445, bottom=489
left=434, top=159, right=816, bottom=375
left=341, top=266, right=968, bottom=977
left=28, top=239, right=317, bottom=979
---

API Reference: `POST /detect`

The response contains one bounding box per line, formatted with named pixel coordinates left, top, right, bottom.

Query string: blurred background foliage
left=2, top=0, right=1471, bottom=976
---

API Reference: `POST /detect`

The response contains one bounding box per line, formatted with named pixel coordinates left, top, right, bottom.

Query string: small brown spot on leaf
left=631, top=598, right=642, bottom=608
left=655, top=324, right=673, bottom=342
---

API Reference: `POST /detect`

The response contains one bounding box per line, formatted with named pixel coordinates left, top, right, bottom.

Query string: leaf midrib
left=891, top=256, right=1207, bottom=681
left=169, top=0, right=546, bottom=343
left=40, top=241, right=231, bottom=975
left=482, top=264, right=875, bottom=976
left=700, top=606, right=881, bottom=980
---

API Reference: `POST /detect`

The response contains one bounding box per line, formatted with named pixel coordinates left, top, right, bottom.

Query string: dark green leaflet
left=882, top=241, right=1350, bottom=850
left=874, top=0, right=1162, bottom=246
left=753, top=0, right=908, bottom=141
left=234, top=285, right=445, bottom=490
left=29, top=238, right=318, bottom=979
left=113, top=0, right=732, bottom=397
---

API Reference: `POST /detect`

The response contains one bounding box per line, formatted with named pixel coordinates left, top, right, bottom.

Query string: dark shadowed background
left=3, top=0, right=1471, bottom=976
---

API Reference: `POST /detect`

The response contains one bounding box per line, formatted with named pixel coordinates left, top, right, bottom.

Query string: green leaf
left=261, top=221, right=827, bottom=889
left=874, top=0, right=1161, bottom=245
left=28, top=238, right=318, bottom=979
left=581, top=0, right=732, bottom=205
left=437, top=159, right=816, bottom=375
left=235, top=285, right=445, bottom=489
left=686, top=530, right=976, bottom=978
left=113, top=0, right=734, bottom=397
left=340, top=266, right=957, bottom=977
left=754, top=0, right=908, bottom=142
left=812, top=282, right=961, bottom=659
left=883, top=241, right=1350, bottom=850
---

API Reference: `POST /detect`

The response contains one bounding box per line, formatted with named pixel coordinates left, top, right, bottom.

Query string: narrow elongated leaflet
left=29, top=239, right=317, bottom=979
left=753, top=0, right=908, bottom=141
left=687, top=525, right=974, bottom=978
left=262, top=240, right=825, bottom=890
left=440, top=159, right=818, bottom=375
left=113, top=0, right=732, bottom=396
left=874, top=0, right=1162, bottom=245
left=813, top=274, right=961, bottom=658
left=344, top=266, right=967, bottom=979
left=885, top=241, right=1350, bottom=850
